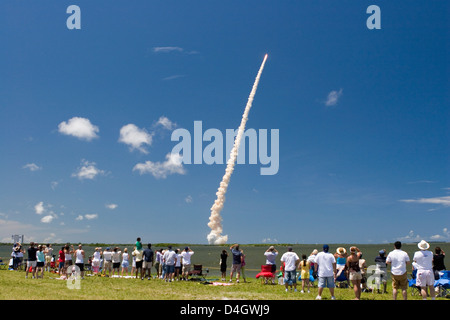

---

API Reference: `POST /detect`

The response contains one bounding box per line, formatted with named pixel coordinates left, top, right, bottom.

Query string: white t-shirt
left=112, top=251, right=121, bottom=263
left=386, top=249, right=410, bottom=275
left=181, top=251, right=194, bottom=265
left=163, top=250, right=178, bottom=266
left=314, top=252, right=336, bottom=277
left=103, top=251, right=112, bottom=262
left=264, top=252, right=278, bottom=265
left=413, top=250, right=433, bottom=271
left=280, top=251, right=300, bottom=272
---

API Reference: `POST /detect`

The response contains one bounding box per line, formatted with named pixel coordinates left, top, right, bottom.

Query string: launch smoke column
left=207, top=54, right=268, bottom=245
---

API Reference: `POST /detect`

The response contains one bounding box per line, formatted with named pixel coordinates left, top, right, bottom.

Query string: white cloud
left=40, top=215, right=55, bottom=223
left=133, top=152, right=186, bottom=179
left=153, top=46, right=184, bottom=53
left=325, top=88, right=343, bottom=106
left=58, top=117, right=99, bottom=141
left=106, top=203, right=118, bottom=210
left=156, top=116, right=176, bottom=130
left=119, top=124, right=153, bottom=154
left=72, top=160, right=106, bottom=180
left=75, top=214, right=98, bottom=221
left=23, top=163, right=42, bottom=171
left=162, top=75, right=186, bottom=81
left=34, top=202, right=45, bottom=215
left=400, top=196, right=450, bottom=207
left=84, top=214, right=98, bottom=220
left=185, top=195, right=193, bottom=204
left=396, top=230, right=421, bottom=243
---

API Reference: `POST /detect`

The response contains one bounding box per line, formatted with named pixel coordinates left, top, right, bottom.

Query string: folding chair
left=255, top=265, right=275, bottom=284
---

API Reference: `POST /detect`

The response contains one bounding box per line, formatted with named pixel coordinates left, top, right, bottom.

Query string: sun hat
left=417, top=240, right=430, bottom=250
left=336, top=247, right=346, bottom=255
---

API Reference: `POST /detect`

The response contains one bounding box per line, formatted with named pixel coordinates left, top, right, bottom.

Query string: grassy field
left=0, top=268, right=442, bottom=300
left=1, top=242, right=449, bottom=300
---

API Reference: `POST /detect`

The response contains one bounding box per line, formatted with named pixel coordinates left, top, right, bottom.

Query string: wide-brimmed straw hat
left=336, top=247, right=346, bottom=255
left=417, top=240, right=430, bottom=250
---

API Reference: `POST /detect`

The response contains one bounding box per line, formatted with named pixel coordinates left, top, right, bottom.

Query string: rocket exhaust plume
left=207, top=54, right=268, bottom=245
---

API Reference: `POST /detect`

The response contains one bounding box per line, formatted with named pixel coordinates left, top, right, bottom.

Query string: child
left=121, top=248, right=129, bottom=277
left=299, top=254, right=311, bottom=293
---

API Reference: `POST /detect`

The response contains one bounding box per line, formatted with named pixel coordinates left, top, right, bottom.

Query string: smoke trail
left=207, top=54, right=268, bottom=245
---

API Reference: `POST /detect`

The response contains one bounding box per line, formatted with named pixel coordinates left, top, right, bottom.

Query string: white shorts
left=416, top=269, right=434, bottom=287
left=27, top=261, right=37, bottom=268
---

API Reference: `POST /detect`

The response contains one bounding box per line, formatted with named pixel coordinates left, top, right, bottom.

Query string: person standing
left=386, top=241, right=410, bottom=300
left=264, top=246, right=278, bottom=284
left=74, top=244, right=85, bottom=279
left=58, top=246, right=65, bottom=275
left=413, top=240, right=436, bottom=300
left=121, top=248, right=129, bottom=277
left=280, top=246, right=300, bottom=292
left=346, top=246, right=363, bottom=300
left=44, top=244, right=53, bottom=272
left=142, top=244, right=154, bottom=280
left=374, top=249, right=388, bottom=294
left=229, top=244, right=243, bottom=283
left=220, top=249, right=228, bottom=281
left=433, top=247, right=446, bottom=280
left=132, top=246, right=143, bottom=279
left=299, top=254, right=311, bottom=293
left=181, top=247, right=194, bottom=281
left=155, top=249, right=162, bottom=279
left=111, top=247, right=122, bottom=277
left=314, top=244, right=336, bottom=300
left=26, top=242, right=38, bottom=279
left=240, top=249, right=247, bottom=283
left=102, top=247, right=113, bottom=277
left=36, top=245, right=46, bottom=278
left=163, top=245, right=178, bottom=282
left=92, top=247, right=102, bottom=275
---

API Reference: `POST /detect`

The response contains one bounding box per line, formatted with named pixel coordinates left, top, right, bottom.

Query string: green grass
left=0, top=269, right=443, bottom=300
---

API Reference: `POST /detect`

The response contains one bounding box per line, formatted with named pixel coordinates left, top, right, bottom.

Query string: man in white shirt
left=102, top=247, right=113, bottom=277
left=163, top=246, right=178, bottom=282
left=280, top=246, right=300, bottom=292
left=314, top=244, right=336, bottom=300
left=413, top=240, right=436, bottom=300
left=386, top=241, right=410, bottom=300
left=181, top=247, right=194, bottom=280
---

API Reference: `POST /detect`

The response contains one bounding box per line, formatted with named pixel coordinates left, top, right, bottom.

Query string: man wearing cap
left=264, top=246, right=278, bottom=284
left=386, top=241, right=410, bottom=300
left=314, top=244, right=336, bottom=300
left=374, top=249, right=388, bottom=294
left=181, top=247, right=194, bottom=281
left=413, top=240, right=436, bottom=300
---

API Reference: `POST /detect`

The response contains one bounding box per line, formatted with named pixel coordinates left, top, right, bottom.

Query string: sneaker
left=285, top=289, right=289, bottom=292
left=331, top=296, right=336, bottom=300
left=236, top=280, right=239, bottom=283
left=315, top=295, right=322, bottom=300
left=294, top=289, right=298, bottom=292
left=307, top=290, right=310, bottom=293
left=300, top=290, right=304, bottom=293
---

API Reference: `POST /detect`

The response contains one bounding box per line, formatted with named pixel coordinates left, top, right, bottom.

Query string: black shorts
left=36, top=262, right=45, bottom=267
left=113, top=262, right=120, bottom=269
left=136, top=261, right=143, bottom=269
left=75, top=263, right=84, bottom=272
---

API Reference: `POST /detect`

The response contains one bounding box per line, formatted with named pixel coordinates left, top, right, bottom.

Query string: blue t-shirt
left=231, top=249, right=242, bottom=265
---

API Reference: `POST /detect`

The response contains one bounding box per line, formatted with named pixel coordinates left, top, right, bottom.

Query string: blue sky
left=0, top=1, right=448, bottom=244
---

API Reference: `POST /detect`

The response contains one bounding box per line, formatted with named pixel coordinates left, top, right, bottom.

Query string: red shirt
left=58, top=250, right=65, bottom=262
